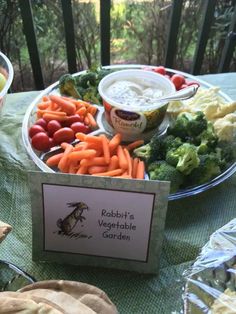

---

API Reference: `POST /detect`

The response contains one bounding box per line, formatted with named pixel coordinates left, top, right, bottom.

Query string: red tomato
left=153, top=66, right=166, bottom=75
left=63, top=114, right=82, bottom=127
left=53, top=127, right=75, bottom=144
left=29, top=125, right=46, bottom=138
left=31, top=132, right=51, bottom=151
left=171, top=74, right=186, bottom=89
left=35, top=118, right=47, bottom=130
left=47, top=120, right=62, bottom=136
left=70, top=122, right=90, bottom=134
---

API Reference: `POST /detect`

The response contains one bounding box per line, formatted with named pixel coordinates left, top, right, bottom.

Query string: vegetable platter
left=22, top=65, right=236, bottom=201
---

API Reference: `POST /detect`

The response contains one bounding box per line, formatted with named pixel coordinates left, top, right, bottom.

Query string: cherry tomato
left=29, top=125, right=46, bottom=138
left=35, top=118, right=47, bottom=130
left=63, top=114, right=82, bottom=127
left=47, top=120, right=62, bottom=136
left=153, top=66, right=166, bottom=75
left=31, top=132, right=51, bottom=151
left=171, top=74, right=186, bottom=89
left=53, top=127, right=75, bottom=144
left=70, top=122, right=90, bottom=134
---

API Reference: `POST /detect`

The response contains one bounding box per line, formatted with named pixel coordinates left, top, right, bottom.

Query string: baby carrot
left=46, top=153, right=63, bottom=167
left=77, top=106, right=87, bottom=117
left=77, top=165, right=88, bottom=175
left=37, top=100, right=51, bottom=110
left=84, top=135, right=102, bottom=145
left=92, top=169, right=123, bottom=177
left=109, top=133, right=122, bottom=153
left=42, top=95, right=50, bottom=101
left=136, top=160, right=145, bottom=179
left=43, top=113, right=68, bottom=122
left=88, top=165, right=108, bottom=175
left=124, top=148, right=132, bottom=177
left=107, top=155, right=119, bottom=171
left=87, top=105, right=97, bottom=116
left=80, top=157, right=107, bottom=167
left=58, top=144, right=74, bottom=173
left=84, top=116, right=90, bottom=125
left=86, top=112, right=97, bottom=129
left=132, top=157, right=139, bottom=178
left=101, top=134, right=110, bottom=164
left=67, top=149, right=97, bottom=161
left=117, top=145, right=128, bottom=170
left=75, top=132, right=87, bottom=142
left=49, top=95, right=76, bottom=115
left=126, top=139, right=145, bottom=151
left=37, top=109, right=67, bottom=116
left=68, top=160, right=79, bottom=174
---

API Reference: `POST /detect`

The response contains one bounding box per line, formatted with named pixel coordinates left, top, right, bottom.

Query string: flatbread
left=0, top=220, right=12, bottom=243
left=0, top=293, right=63, bottom=313
left=19, top=280, right=118, bottom=314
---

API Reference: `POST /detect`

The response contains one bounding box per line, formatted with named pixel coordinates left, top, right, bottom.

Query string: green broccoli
left=166, top=143, right=200, bottom=175
left=59, top=74, right=82, bottom=99
left=187, top=153, right=222, bottom=186
left=195, top=122, right=218, bottom=154
left=167, top=111, right=208, bottom=140
left=133, top=134, right=182, bottom=163
left=82, top=86, right=101, bottom=104
left=78, top=71, right=97, bottom=89
left=217, top=141, right=236, bottom=167
left=97, top=68, right=113, bottom=81
left=148, top=161, right=184, bottom=193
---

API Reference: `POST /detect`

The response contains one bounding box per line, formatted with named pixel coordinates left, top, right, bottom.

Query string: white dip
left=105, top=79, right=164, bottom=107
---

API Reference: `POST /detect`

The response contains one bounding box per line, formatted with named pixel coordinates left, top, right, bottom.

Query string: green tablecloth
left=0, top=73, right=236, bottom=313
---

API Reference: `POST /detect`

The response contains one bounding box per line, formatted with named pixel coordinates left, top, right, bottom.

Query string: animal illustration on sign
left=57, top=202, right=89, bottom=235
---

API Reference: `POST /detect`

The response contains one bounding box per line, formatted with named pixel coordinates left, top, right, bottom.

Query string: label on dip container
left=110, top=108, right=147, bottom=136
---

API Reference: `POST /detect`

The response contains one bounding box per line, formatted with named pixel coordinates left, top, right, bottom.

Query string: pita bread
left=0, top=294, right=63, bottom=313
left=0, top=220, right=12, bottom=243
left=19, top=280, right=118, bottom=314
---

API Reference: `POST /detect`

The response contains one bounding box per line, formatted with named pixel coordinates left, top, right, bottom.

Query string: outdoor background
left=0, top=0, right=235, bottom=92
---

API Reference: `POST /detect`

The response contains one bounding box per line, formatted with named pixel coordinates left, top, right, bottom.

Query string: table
left=0, top=73, right=236, bottom=313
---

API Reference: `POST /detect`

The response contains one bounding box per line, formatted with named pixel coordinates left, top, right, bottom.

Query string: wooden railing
left=18, top=0, right=236, bottom=90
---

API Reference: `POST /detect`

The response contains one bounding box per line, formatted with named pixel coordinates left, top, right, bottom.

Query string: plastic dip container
left=98, top=69, right=175, bottom=141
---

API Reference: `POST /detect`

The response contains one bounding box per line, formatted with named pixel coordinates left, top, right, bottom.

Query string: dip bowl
left=0, top=51, right=14, bottom=114
left=98, top=69, right=176, bottom=142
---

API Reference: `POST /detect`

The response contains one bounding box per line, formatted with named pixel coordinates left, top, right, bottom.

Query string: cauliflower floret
left=213, top=113, right=236, bottom=142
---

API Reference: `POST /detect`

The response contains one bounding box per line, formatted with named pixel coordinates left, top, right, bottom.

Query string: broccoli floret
left=195, top=122, right=218, bottom=154
left=133, top=134, right=182, bottom=163
left=59, top=74, right=81, bottom=99
left=82, top=86, right=100, bottom=104
left=97, top=68, right=113, bottom=81
left=167, top=111, right=208, bottom=140
left=78, top=71, right=97, bottom=89
left=187, top=153, right=222, bottom=186
left=166, top=143, right=200, bottom=175
left=217, top=141, right=236, bottom=166
left=148, top=161, right=184, bottom=193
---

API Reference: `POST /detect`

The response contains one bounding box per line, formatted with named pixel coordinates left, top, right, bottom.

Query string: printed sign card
left=29, top=171, right=170, bottom=274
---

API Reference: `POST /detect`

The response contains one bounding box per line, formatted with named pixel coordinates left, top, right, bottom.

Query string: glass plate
left=22, top=65, right=236, bottom=201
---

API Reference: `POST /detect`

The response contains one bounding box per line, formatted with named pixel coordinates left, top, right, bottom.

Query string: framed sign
left=29, top=171, right=170, bottom=274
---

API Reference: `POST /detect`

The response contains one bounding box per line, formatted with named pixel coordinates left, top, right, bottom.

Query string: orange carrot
left=86, top=112, right=97, bottom=129
left=107, top=155, right=119, bottom=171
left=67, top=149, right=97, bottom=161
left=88, top=165, right=108, bottom=175
left=37, top=109, right=67, bottom=116
left=84, top=135, right=102, bottom=145
left=75, top=132, right=87, bottom=142
left=42, top=95, right=50, bottom=102
left=46, top=153, right=63, bottom=167
left=84, top=116, right=90, bottom=125
left=132, top=157, right=139, bottom=178
left=136, top=160, right=145, bottom=179
left=49, top=95, right=76, bottom=115
left=37, top=101, right=52, bottom=110
left=43, top=113, right=68, bottom=122
left=101, top=134, right=110, bottom=164
left=117, top=145, right=128, bottom=170
left=92, top=169, right=123, bottom=177
left=87, top=105, right=97, bottom=116
left=68, top=160, right=79, bottom=174
left=80, top=157, right=107, bottom=167
left=124, top=148, right=132, bottom=176
left=58, top=144, right=74, bottom=173
left=77, top=106, right=87, bottom=117
left=109, top=133, right=122, bottom=153
left=77, top=165, right=88, bottom=175
left=126, top=139, right=145, bottom=151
